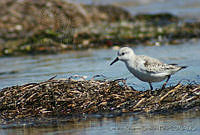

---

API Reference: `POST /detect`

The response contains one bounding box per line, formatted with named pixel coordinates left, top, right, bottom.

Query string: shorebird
left=110, top=47, right=187, bottom=90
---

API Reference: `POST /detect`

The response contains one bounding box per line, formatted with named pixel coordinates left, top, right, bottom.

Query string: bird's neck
left=125, top=55, right=136, bottom=67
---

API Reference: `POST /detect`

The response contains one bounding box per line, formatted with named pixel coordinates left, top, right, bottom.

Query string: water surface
left=0, top=111, right=200, bottom=135
left=0, top=41, right=199, bottom=90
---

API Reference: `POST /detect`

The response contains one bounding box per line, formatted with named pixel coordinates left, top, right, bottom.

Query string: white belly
left=127, top=66, right=167, bottom=82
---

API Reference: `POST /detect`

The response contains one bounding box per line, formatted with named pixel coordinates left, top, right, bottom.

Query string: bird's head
left=110, top=47, right=135, bottom=65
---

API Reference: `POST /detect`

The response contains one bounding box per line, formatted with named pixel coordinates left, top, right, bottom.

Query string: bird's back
left=136, top=55, right=184, bottom=74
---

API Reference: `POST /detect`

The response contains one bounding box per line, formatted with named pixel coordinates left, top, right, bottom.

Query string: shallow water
left=1, top=41, right=200, bottom=134
left=0, top=112, right=200, bottom=135
left=0, top=41, right=200, bottom=90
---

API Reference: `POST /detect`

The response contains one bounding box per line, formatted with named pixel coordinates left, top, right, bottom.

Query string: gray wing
left=136, top=55, right=178, bottom=73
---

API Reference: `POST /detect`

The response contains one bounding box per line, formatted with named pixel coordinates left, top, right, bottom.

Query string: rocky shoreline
left=1, top=0, right=200, bottom=56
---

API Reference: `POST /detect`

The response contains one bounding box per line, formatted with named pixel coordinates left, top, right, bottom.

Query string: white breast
left=126, top=62, right=168, bottom=82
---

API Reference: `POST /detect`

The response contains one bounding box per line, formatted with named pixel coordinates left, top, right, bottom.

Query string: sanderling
left=110, top=47, right=187, bottom=90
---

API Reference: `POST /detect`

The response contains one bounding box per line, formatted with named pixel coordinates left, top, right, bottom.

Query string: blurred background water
left=74, top=0, right=200, bottom=18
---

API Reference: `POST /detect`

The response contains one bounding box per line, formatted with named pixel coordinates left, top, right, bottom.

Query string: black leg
left=149, top=82, right=153, bottom=90
left=162, top=75, right=171, bottom=89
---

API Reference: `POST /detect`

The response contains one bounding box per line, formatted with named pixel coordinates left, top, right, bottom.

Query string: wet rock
left=0, top=0, right=200, bottom=56
left=134, top=13, right=179, bottom=26
left=0, top=0, right=133, bottom=56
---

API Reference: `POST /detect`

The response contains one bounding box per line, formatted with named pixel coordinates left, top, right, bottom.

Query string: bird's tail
left=169, top=64, right=188, bottom=70
left=180, top=66, right=188, bottom=69
left=168, top=65, right=187, bottom=75
left=177, top=66, right=188, bottom=72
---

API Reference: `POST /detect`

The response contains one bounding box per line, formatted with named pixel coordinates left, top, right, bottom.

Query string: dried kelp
left=0, top=78, right=199, bottom=122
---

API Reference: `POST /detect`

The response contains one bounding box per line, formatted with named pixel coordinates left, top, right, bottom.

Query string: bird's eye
left=121, top=52, right=125, bottom=55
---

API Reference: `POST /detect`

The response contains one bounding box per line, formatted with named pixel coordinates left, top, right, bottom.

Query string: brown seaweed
left=0, top=78, right=199, bottom=123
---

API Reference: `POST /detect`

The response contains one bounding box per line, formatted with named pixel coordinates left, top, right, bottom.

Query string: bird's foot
left=161, top=84, right=166, bottom=89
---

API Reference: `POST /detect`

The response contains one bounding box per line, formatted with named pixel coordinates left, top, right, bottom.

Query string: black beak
left=110, top=57, right=119, bottom=65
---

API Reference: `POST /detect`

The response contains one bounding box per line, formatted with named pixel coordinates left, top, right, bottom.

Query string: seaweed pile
left=0, top=78, right=199, bottom=122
